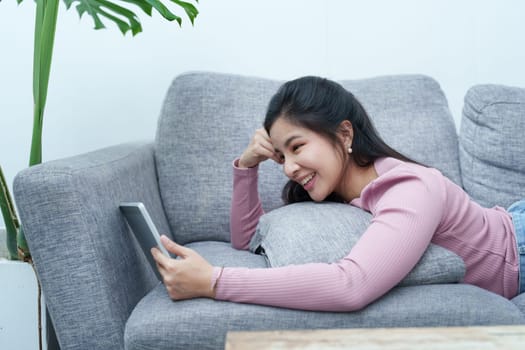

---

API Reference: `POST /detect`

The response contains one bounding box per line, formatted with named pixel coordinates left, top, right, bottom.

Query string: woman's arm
left=216, top=170, right=445, bottom=311
left=231, top=128, right=281, bottom=250
left=230, top=159, right=265, bottom=250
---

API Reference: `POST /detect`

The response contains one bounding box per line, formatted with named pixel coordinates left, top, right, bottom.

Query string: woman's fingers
left=239, top=128, right=280, bottom=168
left=151, top=246, right=169, bottom=266
left=256, top=128, right=283, bottom=164
left=151, top=240, right=215, bottom=300
left=160, top=235, right=190, bottom=258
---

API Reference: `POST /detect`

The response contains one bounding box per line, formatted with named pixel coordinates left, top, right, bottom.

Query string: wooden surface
left=225, top=325, right=525, bottom=350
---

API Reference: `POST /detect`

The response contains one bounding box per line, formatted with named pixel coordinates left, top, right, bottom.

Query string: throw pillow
left=249, top=202, right=465, bottom=287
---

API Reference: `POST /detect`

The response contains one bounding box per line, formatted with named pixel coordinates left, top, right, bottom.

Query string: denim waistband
left=508, top=199, right=525, bottom=295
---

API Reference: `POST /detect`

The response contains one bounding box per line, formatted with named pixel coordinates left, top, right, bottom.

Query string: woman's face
left=269, top=117, right=348, bottom=202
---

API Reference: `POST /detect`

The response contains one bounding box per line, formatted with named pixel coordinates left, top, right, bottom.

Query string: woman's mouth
left=301, top=173, right=316, bottom=190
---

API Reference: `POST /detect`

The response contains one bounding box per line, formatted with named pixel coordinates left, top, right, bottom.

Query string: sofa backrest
left=460, top=84, right=525, bottom=208
left=155, top=72, right=460, bottom=244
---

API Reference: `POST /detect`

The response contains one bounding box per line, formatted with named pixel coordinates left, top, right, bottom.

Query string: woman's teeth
left=301, top=173, right=315, bottom=186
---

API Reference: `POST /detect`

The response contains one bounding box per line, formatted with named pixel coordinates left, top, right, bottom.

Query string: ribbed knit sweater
left=210, top=157, right=519, bottom=311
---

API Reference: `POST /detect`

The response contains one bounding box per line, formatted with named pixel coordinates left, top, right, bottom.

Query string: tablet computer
left=119, top=202, right=170, bottom=281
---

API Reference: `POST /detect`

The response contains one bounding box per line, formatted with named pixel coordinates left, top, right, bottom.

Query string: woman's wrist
left=234, top=158, right=258, bottom=170
left=237, top=157, right=256, bottom=169
left=210, top=266, right=225, bottom=299
left=237, top=158, right=249, bottom=169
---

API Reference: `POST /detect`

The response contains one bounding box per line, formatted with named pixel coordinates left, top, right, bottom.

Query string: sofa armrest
left=13, top=142, right=169, bottom=350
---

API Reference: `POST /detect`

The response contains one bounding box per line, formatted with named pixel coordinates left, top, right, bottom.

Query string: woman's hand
left=238, top=128, right=282, bottom=168
left=151, top=235, right=216, bottom=300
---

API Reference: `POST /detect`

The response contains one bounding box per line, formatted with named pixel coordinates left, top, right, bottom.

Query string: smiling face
left=269, top=117, right=350, bottom=202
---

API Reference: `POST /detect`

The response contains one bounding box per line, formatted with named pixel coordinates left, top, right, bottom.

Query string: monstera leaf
left=62, top=0, right=199, bottom=35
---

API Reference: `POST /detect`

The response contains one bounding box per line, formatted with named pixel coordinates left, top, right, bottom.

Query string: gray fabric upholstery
left=512, top=292, right=525, bottom=316
left=14, top=143, right=170, bottom=350
left=249, top=202, right=466, bottom=287
left=156, top=72, right=461, bottom=245
left=185, top=241, right=269, bottom=268
left=126, top=284, right=523, bottom=350
left=460, top=84, right=525, bottom=208
left=124, top=243, right=524, bottom=350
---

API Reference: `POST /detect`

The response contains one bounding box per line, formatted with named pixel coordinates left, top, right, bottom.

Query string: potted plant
left=0, top=0, right=199, bottom=348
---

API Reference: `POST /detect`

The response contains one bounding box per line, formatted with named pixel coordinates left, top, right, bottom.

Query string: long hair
left=264, top=76, right=416, bottom=204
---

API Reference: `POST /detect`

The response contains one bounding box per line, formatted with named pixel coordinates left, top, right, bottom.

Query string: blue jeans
left=508, top=199, right=525, bottom=294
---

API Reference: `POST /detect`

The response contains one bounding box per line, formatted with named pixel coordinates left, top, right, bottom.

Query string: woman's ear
left=338, top=120, right=354, bottom=146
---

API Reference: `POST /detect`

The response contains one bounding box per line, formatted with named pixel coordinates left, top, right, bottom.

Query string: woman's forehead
left=269, top=118, right=305, bottom=138
left=270, top=119, right=319, bottom=152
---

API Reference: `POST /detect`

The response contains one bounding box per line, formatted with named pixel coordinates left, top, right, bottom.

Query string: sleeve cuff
left=233, top=158, right=259, bottom=174
left=210, top=266, right=225, bottom=292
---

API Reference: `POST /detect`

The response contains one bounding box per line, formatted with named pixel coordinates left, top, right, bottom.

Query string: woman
left=152, top=76, right=525, bottom=311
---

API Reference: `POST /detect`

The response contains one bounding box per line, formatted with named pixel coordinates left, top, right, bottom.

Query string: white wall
left=1, top=0, right=525, bottom=228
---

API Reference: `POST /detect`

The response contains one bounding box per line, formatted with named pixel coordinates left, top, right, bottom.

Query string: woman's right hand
left=238, top=128, right=282, bottom=168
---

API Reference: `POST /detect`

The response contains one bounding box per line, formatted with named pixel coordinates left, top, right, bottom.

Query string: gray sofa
left=13, top=72, right=525, bottom=350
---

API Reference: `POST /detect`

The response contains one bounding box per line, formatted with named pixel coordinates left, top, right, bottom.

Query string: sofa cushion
left=184, top=241, right=269, bottom=269
left=249, top=202, right=465, bottom=287
left=460, top=84, right=525, bottom=208
left=155, top=72, right=461, bottom=244
left=511, top=292, right=525, bottom=316
left=125, top=241, right=524, bottom=350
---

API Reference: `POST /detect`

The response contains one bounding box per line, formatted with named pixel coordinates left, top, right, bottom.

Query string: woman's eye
left=292, top=144, right=303, bottom=152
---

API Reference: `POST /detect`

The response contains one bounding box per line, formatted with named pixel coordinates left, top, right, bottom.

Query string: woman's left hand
left=151, top=235, right=216, bottom=300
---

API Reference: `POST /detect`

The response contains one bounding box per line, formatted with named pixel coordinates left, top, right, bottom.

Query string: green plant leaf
left=90, top=0, right=144, bottom=35
left=63, top=0, right=202, bottom=34
left=142, top=0, right=181, bottom=24
left=32, top=0, right=45, bottom=112
left=170, top=0, right=198, bottom=25
left=117, top=0, right=153, bottom=16
left=30, top=0, right=60, bottom=166
left=75, top=3, right=107, bottom=30
left=0, top=165, right=20, bottom=260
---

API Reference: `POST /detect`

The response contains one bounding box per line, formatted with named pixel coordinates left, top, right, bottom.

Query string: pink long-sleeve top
left=211, top=157, right=520, bottom=311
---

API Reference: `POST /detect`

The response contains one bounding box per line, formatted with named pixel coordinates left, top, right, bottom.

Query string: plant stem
left=18, top=0, right=60, bottom=259
left=30, top=0, right=59, bottom=167
left=0, top=165, right=20, bottom=260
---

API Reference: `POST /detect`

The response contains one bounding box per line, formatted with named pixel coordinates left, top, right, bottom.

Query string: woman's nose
left=283, top=158, right=299, bottom=178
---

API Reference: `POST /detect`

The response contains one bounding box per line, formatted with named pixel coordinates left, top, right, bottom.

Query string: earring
left=347, top=146, right=353, bottom=154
